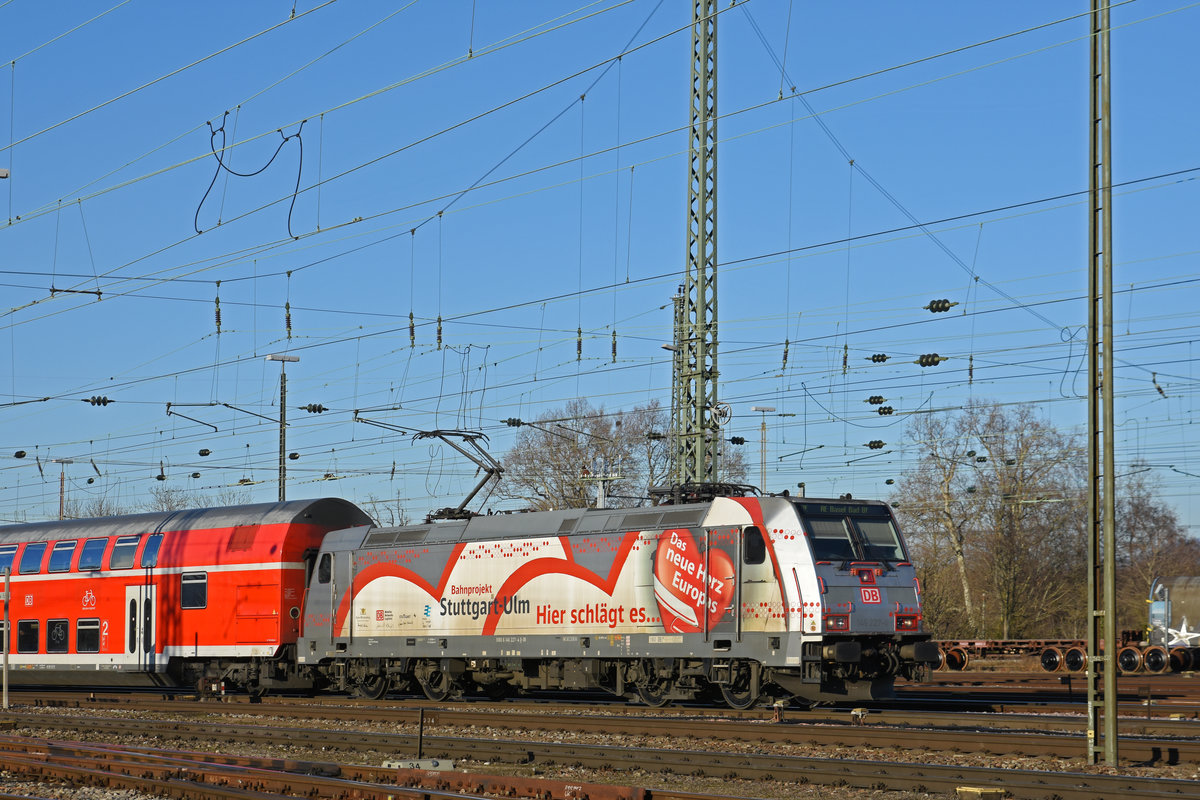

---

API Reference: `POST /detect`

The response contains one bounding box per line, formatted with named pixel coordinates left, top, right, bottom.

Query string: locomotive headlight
left=824, top=614, right=850, bottom=632
left=895, top=615, right=919, bottom=632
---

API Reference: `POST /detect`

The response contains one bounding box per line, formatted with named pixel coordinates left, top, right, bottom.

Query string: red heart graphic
left=653, top=529, right=735, bottom=633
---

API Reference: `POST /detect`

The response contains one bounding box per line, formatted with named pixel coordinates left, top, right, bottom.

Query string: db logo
left=375, top=610, right=385, bottom=621
left=860, top=587, right=881, bottom=604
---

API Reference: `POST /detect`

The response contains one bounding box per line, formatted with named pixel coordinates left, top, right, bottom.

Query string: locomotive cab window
left=857, top=518, right=905, bottom=562
left=181, top=572, right=208, bottom=609
left=110, top=536, right=140, bottom=569
left=743, top=526, right=766, bottom=565
left=46, top=619, right=69, bottom=653
left=16, top=620, right=39, bottom=653
left=0, top=544, right=16, bottom=573
left=19, top=542, right=47, bottom=574
left=48, top=541, right=77, bottom=573
left=77, top=619, right=100, bottom=653
left=78, top=538, right=107, bottom=571
left=317, top=553, right=332, bottom=584
left=805, top=517, right=857, bottom=561
left=140, top=534, right=164, bottom=568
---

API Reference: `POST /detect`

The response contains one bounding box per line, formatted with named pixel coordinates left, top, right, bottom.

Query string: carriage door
left=738, top=526, right=776, bottom=635
left=124, top=584, right=156, bottom=672
left=124, top=532, right=163, bottom=673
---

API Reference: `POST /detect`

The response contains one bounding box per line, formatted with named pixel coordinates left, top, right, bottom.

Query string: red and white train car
left=0, top=498, right=370, bottom=690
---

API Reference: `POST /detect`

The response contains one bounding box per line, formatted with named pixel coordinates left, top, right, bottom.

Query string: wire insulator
left=409, top=312, right=415, bottom=348
left=867, top=353, right=888, bottom=363
left=842, top=343, right=848, bottom=374
left=611, top=330, right=617, bottom=363
left=923, top=299, right=958, bottom=313
left=285, top=301, right=292, bottom=340
left=969, top=354, right=974, bottom=384
left=782, top=339, right=789, bottom=370
left=437, top=315, right=443, bottom=349
left=577, top=327, right=582, bottom=361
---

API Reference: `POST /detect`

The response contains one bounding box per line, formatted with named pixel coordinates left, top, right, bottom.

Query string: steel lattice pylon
left=673, top=0, right=719, bottom=486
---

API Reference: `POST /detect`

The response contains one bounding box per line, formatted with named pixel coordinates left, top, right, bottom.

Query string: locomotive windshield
left=793, top=501, right=906, bottom=563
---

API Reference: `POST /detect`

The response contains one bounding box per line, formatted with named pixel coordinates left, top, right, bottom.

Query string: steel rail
left=1, top=713, right=1195, bottom=799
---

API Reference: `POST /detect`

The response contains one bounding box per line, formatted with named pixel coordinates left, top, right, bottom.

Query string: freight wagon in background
left=932, top=576, right=1200, bottom=675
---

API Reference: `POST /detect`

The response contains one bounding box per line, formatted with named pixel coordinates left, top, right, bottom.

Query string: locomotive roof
left=357, top=502, right=715, bottom=548
left=0, top=497, right=372, bottom=545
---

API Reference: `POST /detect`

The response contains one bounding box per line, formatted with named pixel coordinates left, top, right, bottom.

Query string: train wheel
left=1117, top=645, right=1144, bottom=674
left=944, top=647, right=969, bottom=671
left=636, top=682, right=670, bottom=707
left=1169, top=647, right=1193, bottom=672
left=416, top=665, right=454, bottom=702
left=357, top=674, right=391, bottom=700
left=1039, top=647, right=1064, bottom=672
left=1064, top=647, right=1087, bottom=672
left=1143, top=646, right=1169, bottom=674
left=720, top=685, right=759, bottom=710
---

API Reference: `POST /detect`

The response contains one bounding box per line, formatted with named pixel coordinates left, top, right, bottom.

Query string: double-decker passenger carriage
left=300, top=495, right=939, bottom=706
left=0, top=498, right=371, bottom=693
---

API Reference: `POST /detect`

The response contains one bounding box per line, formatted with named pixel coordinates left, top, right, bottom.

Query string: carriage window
left=805, top=517, right=857, bottom=561
left=48, top=541, right=77, bottom=573
left=19, top=542, right=47, bottom=574
left=77, top=619, right=100, bottom=653
left=181, top=573, right=208, bottom=609
left=17, top=620, right=39, bottom=653
left=743, top=526, right=766, bottom=565
left=78, top=538, right=107, bottom=571
left=140, top=534, right=164, bottom=568
left=127, top=600, right=137, bottom=652
left=857, top=518, right=905, bottom=562
left=110, top=536, right=140, bottom=569
left=46, top=619, right=69, bottom=653
left=317, top=553, right=332, bottom=584
left=143, top=598, right=153, bottom=653
left=0, top=544, right=16, bottom=573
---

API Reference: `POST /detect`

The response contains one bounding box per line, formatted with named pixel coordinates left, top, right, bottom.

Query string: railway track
left=9, top=703, right=1200, bottom=765
left=0, top=720, right=1195, bottom=800
left=4, top=698, right=1200, bottom=800
left=24, top=690, right=1200, bottom=742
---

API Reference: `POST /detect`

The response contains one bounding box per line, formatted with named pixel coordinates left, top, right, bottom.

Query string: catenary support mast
left=674, top=0, right=720, bottom=485
left=1086, top=0, right=1117, bottom=767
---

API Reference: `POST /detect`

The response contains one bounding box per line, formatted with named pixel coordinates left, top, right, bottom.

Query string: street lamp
left=750, top=406, right=775, bottom=491
left=265, top=354, right=299, bottom=502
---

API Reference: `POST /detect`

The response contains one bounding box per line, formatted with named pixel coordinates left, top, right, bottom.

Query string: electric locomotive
left=299, top=494, right=939, bottom=706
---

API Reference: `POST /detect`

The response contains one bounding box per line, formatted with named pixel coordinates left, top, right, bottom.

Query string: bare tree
left=501, top=398, right=746, bottom=510
left=894, top=401, right=1088, bottom=638
left=359, top=492, right=410, bottom=527
left=1115, top=466, right=1200, bottom=631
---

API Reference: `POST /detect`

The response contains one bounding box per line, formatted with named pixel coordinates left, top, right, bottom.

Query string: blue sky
left=2, top=1, right=1198, bottom=528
